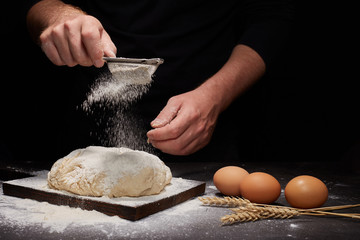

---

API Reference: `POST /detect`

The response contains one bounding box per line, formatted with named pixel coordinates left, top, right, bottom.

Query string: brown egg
left=285, top=175, right=328, bottom=209
left=213, top=166, right=249, bottom=196
left=240, top=172, right=281, bottom=204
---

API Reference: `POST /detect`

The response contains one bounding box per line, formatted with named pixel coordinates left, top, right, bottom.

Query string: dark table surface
left=1, top=160, right=360, bottom=240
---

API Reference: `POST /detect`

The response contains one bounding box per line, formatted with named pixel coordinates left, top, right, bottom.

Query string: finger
left=102, top=31, right=117, bottom=57
left=40, top=39, right=64, bottom=66
left=147, top=108, right=192, bottom=141
left=150, top=132, right=202, bottom=156
left=51, top=24, right=76, bottom=66
left=81, top=19, right=104, bottom=68
left=149, top=114, right=201, bottom=152
left=64, top=19, right=92, bottom=66
left=150, top=138, right=186, bottom=155
left=150, top=122, right=213, bottom=155
left=151, top=99, right=181, bottom=128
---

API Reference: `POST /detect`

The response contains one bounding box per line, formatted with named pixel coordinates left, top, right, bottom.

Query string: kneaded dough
left=47, top=146, right=172, bottom=198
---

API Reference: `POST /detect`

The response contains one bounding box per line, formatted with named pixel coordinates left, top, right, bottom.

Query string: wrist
left=195, top=76, right=230, bottom=115
left=50, top=4, right=86, bottom=25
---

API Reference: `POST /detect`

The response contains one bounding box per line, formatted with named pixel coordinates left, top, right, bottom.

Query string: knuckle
left=63, top=20, right=73, bottom=31
left=81, top=29, right=96, bottom=40
left=167, top=96, right=179, bottom=105
left=84, top=15, right=100, bottom=24
left=112, top=45, right=117, bottom=54
left=39, top=31, right=48, bottom=44
left=39, top=37, right=49, bottom=49
left=196, top=122, right=206, bottom=134
left=63, top=21, right=77, bottom=39
left=168, top=96, right=176, bottom=102
left=189, top=111, right=200, bottom=123
left=51, top=25, right=63, bottom=38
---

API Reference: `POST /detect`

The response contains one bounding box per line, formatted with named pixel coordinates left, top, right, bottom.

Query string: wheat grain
left=199, top=196, right=360, bottom=225
left=221, top=206, right=300, bottom=225
left=221, top=212, right=261, bottom=224
left=198, top=196, right=250, bottom=207
left=232, top=206, right=299, bottom=217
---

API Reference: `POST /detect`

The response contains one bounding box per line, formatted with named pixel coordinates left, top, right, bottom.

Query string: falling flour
left=82, top=65, right=152, bottom=109
left=81, top=67, right=153, bottom=152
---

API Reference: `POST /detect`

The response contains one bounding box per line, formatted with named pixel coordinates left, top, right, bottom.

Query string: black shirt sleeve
left=237, top=0, right=294, bottom=68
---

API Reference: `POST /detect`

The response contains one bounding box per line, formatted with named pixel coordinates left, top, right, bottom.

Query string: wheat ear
left=221, top=206, right=300, bottom=225
left=199, top=196, right=360, bottom=225
left=198, top=196, right=251, bottom=207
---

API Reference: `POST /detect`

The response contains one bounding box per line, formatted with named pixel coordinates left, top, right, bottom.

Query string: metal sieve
left=103, top=57, right=164, bottom=85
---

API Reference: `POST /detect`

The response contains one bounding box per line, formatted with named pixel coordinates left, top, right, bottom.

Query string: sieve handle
left=103, top=57, right=164, bottom=66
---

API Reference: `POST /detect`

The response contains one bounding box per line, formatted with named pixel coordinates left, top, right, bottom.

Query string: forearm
left=27, top=0, right=85, bottom=43
left=197, top=44, right=266, bottom=114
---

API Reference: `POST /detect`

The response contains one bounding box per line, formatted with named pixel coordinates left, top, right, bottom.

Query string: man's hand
left=40, top=15, right=116, bottom=67
left=27, top=0, right=116, bottom=67
left=147, top=44, right=266, bottom=156
left=147, top=89, right=220, bottom=155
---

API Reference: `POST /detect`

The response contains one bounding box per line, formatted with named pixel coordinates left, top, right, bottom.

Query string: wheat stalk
left=198, top=196, right=360, bottom=225
left=309, top=210, right=360, bottom=219
left=308, top=203, right=360, bottom=212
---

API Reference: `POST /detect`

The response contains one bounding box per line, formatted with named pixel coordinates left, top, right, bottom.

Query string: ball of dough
left=47, top=146, right=172, bottom=198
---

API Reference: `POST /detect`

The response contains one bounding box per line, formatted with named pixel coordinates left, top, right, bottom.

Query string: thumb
left=102, top=31, right=117, bottom=57
left=151, top=98, right=181, bottom=128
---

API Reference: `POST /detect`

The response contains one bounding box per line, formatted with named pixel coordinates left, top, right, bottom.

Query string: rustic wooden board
left=2, top=172, right=206, bottom=221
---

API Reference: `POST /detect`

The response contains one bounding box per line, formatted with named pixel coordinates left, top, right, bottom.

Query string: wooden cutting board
left=2, top=172, right=206, bottom=221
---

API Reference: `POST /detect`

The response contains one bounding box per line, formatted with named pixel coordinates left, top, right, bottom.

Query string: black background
left=1, top=1, right=359, bottom=168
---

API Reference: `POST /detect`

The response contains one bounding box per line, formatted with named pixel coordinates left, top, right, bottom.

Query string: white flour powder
left=0, top=195, right=123, bottom=233
left=81, top=71, right=153, bottom=152
left=82, top=71, right=151, bottom=111
left=0, top=173, right=126, bottom=234
left=0, top=171, right=207, bottom=236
